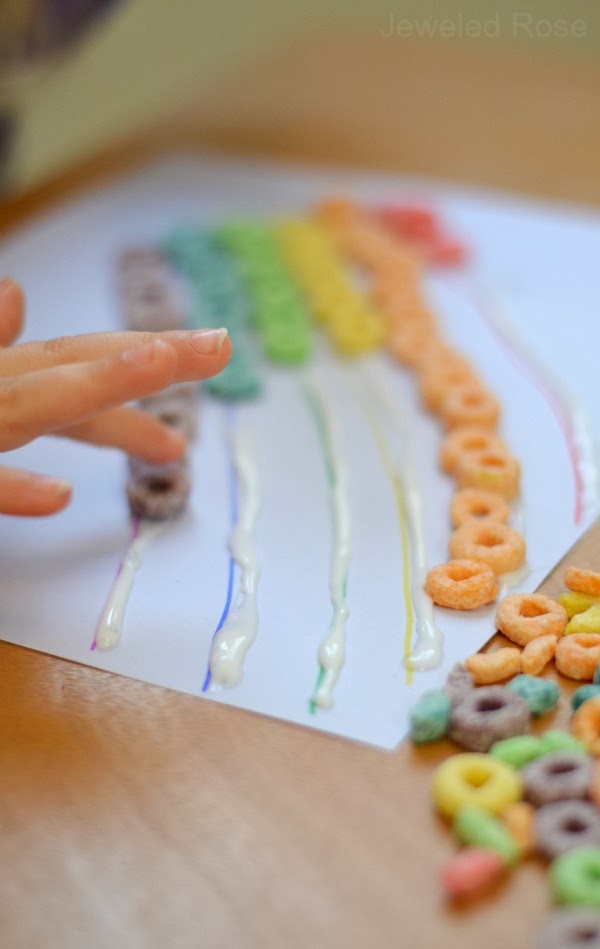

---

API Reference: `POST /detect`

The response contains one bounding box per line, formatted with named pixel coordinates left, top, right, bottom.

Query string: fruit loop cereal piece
left=539, top=733, right=589, bottom=758
left=521, top=752, right=594, bottom=807
left=448, top=685, right=531, bottom=753
left=503, top=801, right=535, bottom=856
left=536, top=908, right=600, bottom=949
left=443, top=663, right=475, bottom=703
left=424, top=559, right=499, bottom=610
left=432, top=753, right=522, bottom=819
left=452, top=806, right=521, bottom=866
left=440, top=847, right=506, bottom=900
left=490, top=736, right=542, bottom=769
left=449, top=522, right=526, bottom=575
left=440, top=428, right=508, bottom=476
left=440, top=383, right=500, bottom=431
left=572, top=686, right=600, bottom=712
left=590, top=762, right=600, bottom=809
left=550, top=848, right=600, bottom=908
left=557, top=636, right=600, bottom=682
left=536, top=801, right=600, bottom=860
left=143, top=397, right=198, bottom=440
left=565, top=569, right=600, bottom=598
left=450, top=488, right=511, bottom=529
left=126, top=461, right=191, bottom=522
left=506, top=674, right=560, bottom=717
left=409, top=689, right=452, bottom=744
left=567, top=606, right=600, bottom=636
left=496, top=594, right=568, bottom=646
left=419, top=359, right=478, bottom=413
left=572, top=696, right=600, bottom=755
left=455, top=448, right=521, bottom=500
left=465, top=648, right=522, bottom=685
left=559, top=592, right=600, bottom=619
left=387, top=322, right=438, bottom=367
left=522, top=634, right=559, bottom=676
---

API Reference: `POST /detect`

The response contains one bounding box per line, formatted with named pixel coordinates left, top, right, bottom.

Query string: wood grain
left=1, top=33, right=600, bottom=949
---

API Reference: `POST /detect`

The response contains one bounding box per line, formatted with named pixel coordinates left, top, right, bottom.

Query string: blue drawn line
left=202, top=406, right=238, bottom=692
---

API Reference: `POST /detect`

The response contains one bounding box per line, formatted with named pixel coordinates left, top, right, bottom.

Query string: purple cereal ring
left=536, top=908, right=600, bottom=948
left=447, top=684, right=531, bottom=752
left=521, top=752, right=594, bottom=808
left=536, top=801, right=600, bottom=860
left=443, top=663, right=475, bottom=705
left=126, top=460, right=190, bottom=521
left=143, top=398, right=198, bottom=441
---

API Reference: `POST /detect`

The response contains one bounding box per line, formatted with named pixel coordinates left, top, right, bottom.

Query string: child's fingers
left=0, top=327, right=230, bottom=379
left=0, top=464, right=72, bottom=516
left=60, top=406, right=187, bottom=464
left=0, top=340, right=179, bottom=451
left=0, top=279, right=25, bottom=347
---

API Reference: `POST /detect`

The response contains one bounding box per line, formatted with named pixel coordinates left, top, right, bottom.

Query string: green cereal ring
left=551, top=848, right=600, bottom=907
left=409, top=689, right=452, bottom=744
left=490, top=735, right=542, bottom=768
left=572, top=686, right=600, bottom=711
left=506, top=674, right=560, bottom=716
left=453, top=806, right=521, bottom=866
left=539, top=732, right=589, bottom=757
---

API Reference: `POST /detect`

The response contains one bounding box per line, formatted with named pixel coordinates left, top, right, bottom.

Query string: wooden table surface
left=1, top=36, right=599, bottom=949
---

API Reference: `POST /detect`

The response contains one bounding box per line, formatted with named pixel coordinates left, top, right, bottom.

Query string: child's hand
left=0, top=279, right=231, bottom=517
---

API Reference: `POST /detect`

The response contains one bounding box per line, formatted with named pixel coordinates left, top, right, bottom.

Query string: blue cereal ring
left=506, top=674, right=560, bottom=716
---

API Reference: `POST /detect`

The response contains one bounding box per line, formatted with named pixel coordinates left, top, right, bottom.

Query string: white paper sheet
left=0, top=155, right=598, bottom=749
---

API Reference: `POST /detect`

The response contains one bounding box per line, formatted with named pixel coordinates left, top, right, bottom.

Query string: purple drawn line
left=201, top=407, right=238, bottom=692
left=90, top=516, right=142, bottom=651
left=460, top=276, right=585, bottom=526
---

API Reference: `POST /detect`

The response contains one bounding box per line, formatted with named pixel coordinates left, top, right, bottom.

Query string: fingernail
left=122, top=341, right=167, bottom=366
left=189, top=328, right=228, bottom=355
left=28, top=474, right=72, bottom=495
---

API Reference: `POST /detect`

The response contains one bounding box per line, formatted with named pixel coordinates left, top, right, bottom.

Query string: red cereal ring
left=495, top=593, right=568, bottom=646
left=440, top=383, right=500, bottom=430
left=564, top=568, right=600, bottom=598
left=439, top=427, right=508, bottom=475
left=455, top=448, right=521, bottom=500
left=450, top=489, right=511, bottom=528
left=556, top=635, right=600, bottom=682
left=424, top=559, right=499, bottom=610
left=449, top=522, right=526, bottom=575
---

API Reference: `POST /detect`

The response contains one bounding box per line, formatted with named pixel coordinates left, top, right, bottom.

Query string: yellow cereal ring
left=496, top=594, right=568, bottom=646
left=455, top=449, right=521, bottom=500
left=441, top=383, right=501, bottom=430
left=566, top=605, right=600, bottom=635
left=440, top=427, right=509, bottom=476
left=450, top=489, right=511, bottom=528
left=432, top=753, right=522, bottom=819
left=558, top=591, right=600, bottom=618
left=502, top=801, right=535, bottom=856
left=556, top=634, right=600, bottom=681
left=424, top=559, right=499, bottom=610
left=449, top=523, right=526, bottom=575
left=565, top=568, right=600, bottom=597
left=465, top=648, right=522, bottom=685
left=521, top=634, right=558, bottom=675
left=571, top=694, right=600, bottom=754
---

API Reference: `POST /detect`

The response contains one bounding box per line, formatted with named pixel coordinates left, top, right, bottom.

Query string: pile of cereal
left=410, top=566, right=600, bottom=946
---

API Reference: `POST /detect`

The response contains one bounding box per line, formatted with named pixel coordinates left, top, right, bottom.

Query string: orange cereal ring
left=556, top=634, right=600, bottom=682
left=571, top=694, right=600, bottom=754
left=465, top=647, right=522, bottom=685
left=424, top=559, right=499, bottom=610
left=565, top=568, right=600, bottom=598
left=450, top=489, right=511, bottom=528
left=521, top=634, right=559, bottom=675
left=315, top=198, right=357, bottom=228
left=496, top=594, right=568, bottom=646
left=449, top=523, right=526, bottom=575
left=419, top=360, right=478, bottom=413
left=440, top=383, right=501, bottom=430
left=440, top=427, right=508, bottom=475
left=455, top=449, right=521, bottom=500
left=388, top=326, right=439, bottom=367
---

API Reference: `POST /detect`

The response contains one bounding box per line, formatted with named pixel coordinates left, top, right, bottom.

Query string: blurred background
left=1, top=0, right=599, bottom=213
